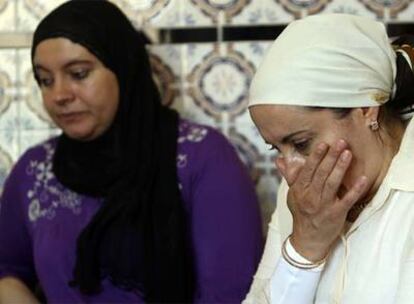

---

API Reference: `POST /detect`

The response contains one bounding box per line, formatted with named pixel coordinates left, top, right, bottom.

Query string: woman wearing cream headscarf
left=244, top=14, right=414, bottom=303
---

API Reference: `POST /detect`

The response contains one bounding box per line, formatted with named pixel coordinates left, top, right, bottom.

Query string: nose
left=50, top=78, right=74, bottom=106
left=274, top=153, right=306, bottom=185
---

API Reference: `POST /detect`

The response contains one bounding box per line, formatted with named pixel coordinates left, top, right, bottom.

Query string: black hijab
left=31, top=1, right=194, bottom=302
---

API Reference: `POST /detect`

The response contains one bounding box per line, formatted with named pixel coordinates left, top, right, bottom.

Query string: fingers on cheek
left=341, top=176, right=368, bottom=209
left=285, top=155, right=305, bottom=178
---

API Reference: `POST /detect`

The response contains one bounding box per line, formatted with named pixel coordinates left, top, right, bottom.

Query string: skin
left=250, top=105, right=404, bottom=261
left=0, top=277, right=40, bottom=304
left=33, top=38, right=120, bottom=141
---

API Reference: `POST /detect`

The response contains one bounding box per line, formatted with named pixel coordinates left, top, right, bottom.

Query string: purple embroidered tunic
left=0, top=120, right=263, bottom=303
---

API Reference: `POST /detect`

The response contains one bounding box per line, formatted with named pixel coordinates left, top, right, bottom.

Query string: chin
left=64, top=129, right=96, bottom=141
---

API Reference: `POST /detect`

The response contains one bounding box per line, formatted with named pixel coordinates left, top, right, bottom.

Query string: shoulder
left=5, top=137, right=58, bottom=187
left=176, top=119, right=252, bottom=183
left=177, top=119, right=234, bottom=153
left=175, top=119, right=241, bottom=182
left=0, top=137, right=59, bottom=218
left=16, top=138, right=57, bottom=168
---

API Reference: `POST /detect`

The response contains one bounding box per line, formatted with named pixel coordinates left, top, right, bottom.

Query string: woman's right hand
left=276, top=139, right=368, bottom=262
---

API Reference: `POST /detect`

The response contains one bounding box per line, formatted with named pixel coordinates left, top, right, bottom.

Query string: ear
left=360, top=106, right=380, bottom=126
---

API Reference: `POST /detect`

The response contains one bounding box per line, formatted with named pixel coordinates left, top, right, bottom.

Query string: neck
left=347, top=119, right=406, bottom=222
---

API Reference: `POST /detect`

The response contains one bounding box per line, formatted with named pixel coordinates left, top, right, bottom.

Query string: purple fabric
left=0, top=120, right=263, bottom=303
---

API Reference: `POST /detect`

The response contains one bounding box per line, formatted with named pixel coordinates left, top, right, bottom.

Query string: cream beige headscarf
left=249, top=14, right=396, bottom=108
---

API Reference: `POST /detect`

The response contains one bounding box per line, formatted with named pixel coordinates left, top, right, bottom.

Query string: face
left=33, top=38, right=120, bottom=141
left=250, top=105, right=386, bottom=198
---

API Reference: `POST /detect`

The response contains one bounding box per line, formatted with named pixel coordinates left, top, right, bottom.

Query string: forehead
left=249, top=104, right=336, bottom=139
left=33, top=37, right=97, bottom=67
left=250, top=104, right=319, bottom=126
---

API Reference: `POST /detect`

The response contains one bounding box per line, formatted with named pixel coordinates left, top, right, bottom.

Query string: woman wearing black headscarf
left=0, top=1, right=263, bottom=303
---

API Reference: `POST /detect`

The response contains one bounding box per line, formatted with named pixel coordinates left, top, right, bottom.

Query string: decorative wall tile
left=277, top=0, right=332, bottom=18
left=231, top=0, right=293, bottom=25
left=0, top=0, right=16, bottom=31
left=112, top=0, right=182, bottom=28
left=323, top=0, right=377, bottom=17
left=0, top=49, right=17, bottom=83
left=173, top=94, right=216, bottom=126
left=387, top=1, right=414, bottom=20
left=147, top=44, right=218, bottom=126
left=0, top=101, right=18, bottom=131
left=232, top=121, right=271, bottom=160
left=230, top=121, right=275, bottom=169
left=0, top=129, right=19, bottom=163
left=228, top=126, right=263, bottom=180
left=150, top=53, right=178, bottom=106
left=185, top=0, right=293, bottom=26
left=148, top=44, right=182, bottom=106
left=358, top=0, right=412, bottom=20
left=0, top=69, right=12, bottom=119
left=230, top=41, right=272, bottom=125
left=19, top=129, right=58, bottom=156
left=0, top=0, right=8, bottom=15
left=177, top=0, right=217, bottom=27
left=17, top=49, right=54, bottom=130
left=0, top=143, right=13, bottom=195
left=226, top=122, right=280, bottom=232
left=16, top=0, right=64, bottom=31
left=186, top=43, right=254, bottom=122
left=0, top=50, right=17, bottom=132
left=190, top=0, right=251, bottom=24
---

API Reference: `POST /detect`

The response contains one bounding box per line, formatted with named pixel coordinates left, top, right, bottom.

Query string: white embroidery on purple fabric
left=177, top=121, right=209, bottom=144
left=26, top=143, right=82, bottom=222
left=186, top=127, right=208, bottom=142
left=177, top=154, right=188, bottom=168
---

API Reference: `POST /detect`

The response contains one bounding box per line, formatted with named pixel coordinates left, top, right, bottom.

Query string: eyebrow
left=264, top=130, right=308, bottom=145
left=34, top=59, right=94, bottom=72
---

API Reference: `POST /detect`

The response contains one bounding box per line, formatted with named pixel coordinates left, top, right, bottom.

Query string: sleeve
left=243, top=180, right=321, bottom=303
left=189, top=131, right=264, bottom=303
left=0, top=155, right=37, bottom=289
left=269, top=240, right=323, bottom=304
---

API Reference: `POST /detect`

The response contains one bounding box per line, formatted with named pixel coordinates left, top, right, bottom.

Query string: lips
left=56, top=111, right=86, bottom=123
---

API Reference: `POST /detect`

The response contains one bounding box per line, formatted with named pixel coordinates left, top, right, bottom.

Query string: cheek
left=315, top=133, right=341, bottom=149
left=81, top=77, right=117, bottom=108
left=97, top=75, right=119, bottom=121
left=274, top=152, right=306, bottom=181
left=284, top=153, right=306, bottom=167
left=94, top=87, right=119, bottom=126
left=41, top=94, right=57, bottom=117
left=105, top=87, right=119, bottom=118
left=339, top=147, right=366, bottom=190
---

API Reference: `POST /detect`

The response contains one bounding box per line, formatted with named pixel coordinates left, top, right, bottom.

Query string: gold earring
left=369, top=120, right=379, bottom=131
